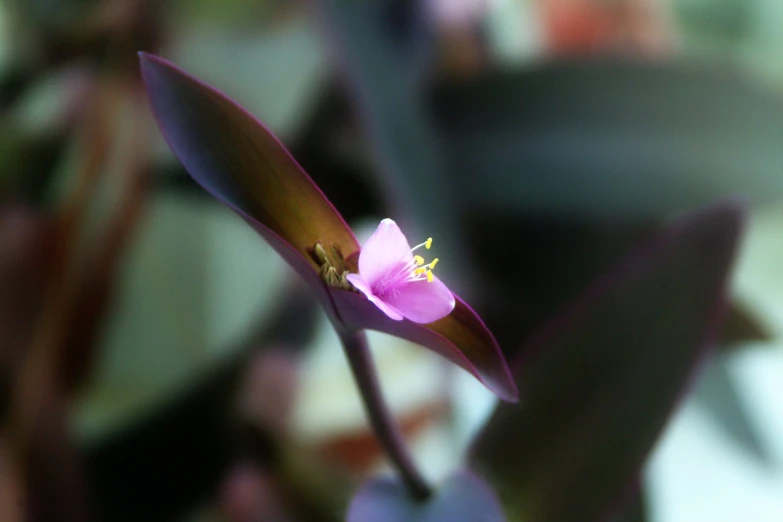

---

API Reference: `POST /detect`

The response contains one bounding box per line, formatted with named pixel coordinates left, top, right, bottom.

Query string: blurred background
left=1, top=0, right=782, bottom=520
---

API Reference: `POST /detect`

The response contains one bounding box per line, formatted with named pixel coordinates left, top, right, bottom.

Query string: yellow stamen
left=408, top=237, right=440, bottom=282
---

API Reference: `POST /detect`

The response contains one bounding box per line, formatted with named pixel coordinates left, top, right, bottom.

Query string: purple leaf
left=139, top=52, right=359, bottom=319
left=347, top=470, right=506, bottom=522
left=138, top=53, right=516, bottom=401
left=470, top=200, right=745, bottom=522
left=331, top=289, right=517, bottom=402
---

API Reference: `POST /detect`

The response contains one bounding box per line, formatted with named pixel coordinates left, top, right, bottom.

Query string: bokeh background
left=1, top=0, right=782, bottom=521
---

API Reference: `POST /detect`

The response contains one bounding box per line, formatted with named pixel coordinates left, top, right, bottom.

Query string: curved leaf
left=331, top=288, right=517, bottom=402
left=430, top=60, right=783, bottom=218
left=347, top=470, right=506, bottom=522
left=470, top=200, right=745, bottom=521
left=139, top=53, right=359, bottom=316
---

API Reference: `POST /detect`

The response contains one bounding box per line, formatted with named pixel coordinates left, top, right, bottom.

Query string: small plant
left=140, top=52, right=744, bottom=522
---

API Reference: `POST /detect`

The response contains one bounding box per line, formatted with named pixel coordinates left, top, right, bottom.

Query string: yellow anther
left=414, top=267, right=426, bottom=275
left=428, top=258, right=439, bottom=269
left=426, top=270, right=433, bottom=283
left=413, top=255, right=424, bottom=266
left=425, top=238, right=432, bottom=250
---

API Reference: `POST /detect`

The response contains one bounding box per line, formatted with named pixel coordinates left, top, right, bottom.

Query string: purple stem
left=338, top=330, right=432, bottom=500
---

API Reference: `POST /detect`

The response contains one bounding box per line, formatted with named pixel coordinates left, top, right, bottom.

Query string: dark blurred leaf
left=0, top=204, right=91, bottom=522
left=25, top=387, right=90, bottom=522
left=693, top=353, right=768, bottom=463
left=57, top=81, right=150, bottom=393
left=607, top=482, right=648, bottom=522
left=465, top=213, right=768, bottom=357
left=313, top=0, right=435, bottom=98
left=289, top=84, right=387, bottom=224
left=312, top=0, right=468, bottom=282
left=471, top=201, right=745, bottom=522
left=465, top=212, right=652, bottom=356
left=84, top=285, right=320, bottom=522
left=139, top=52, right=359, bottom=319
left=430, top=61, right=783, bottom=218
left=719, top=301, right=771, bottom=347
left=0, top=133, right=66, bottom=204
left=0, top=204, right=54, bottom=418
left=85, top=362, right=234, bottom=522
left=347, top=470, right=506, bottom=522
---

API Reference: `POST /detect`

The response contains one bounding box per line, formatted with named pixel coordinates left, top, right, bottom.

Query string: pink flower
left=347, top=219, right=456, bottom=323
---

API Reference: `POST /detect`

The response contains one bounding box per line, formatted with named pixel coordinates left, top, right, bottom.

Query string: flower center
left=373, top=237, right=440, bottom=298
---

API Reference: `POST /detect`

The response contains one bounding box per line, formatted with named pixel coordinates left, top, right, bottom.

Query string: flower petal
left=366, top=295, right=404, bottom=321
left=347, top=273, right=404, bottom=321
left=385, top=277, right=455, bottom=324
left=358, top=219, right=413, bottom=286
left=345, top=273, right=370, bottom=295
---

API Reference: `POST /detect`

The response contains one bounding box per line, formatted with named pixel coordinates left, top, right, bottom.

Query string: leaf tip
left=137, top=52, right=174, bottom=79
left=495, top=381, right=520, bottom=403
left=137, top=51, right=156, bottom=68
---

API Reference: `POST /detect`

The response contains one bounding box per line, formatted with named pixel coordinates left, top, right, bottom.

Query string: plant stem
left=338, top=330, right=432, bottom=500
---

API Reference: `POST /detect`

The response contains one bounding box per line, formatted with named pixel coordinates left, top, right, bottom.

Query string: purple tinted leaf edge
left=473, top=199, right=746, bottom=517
